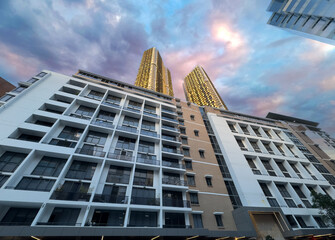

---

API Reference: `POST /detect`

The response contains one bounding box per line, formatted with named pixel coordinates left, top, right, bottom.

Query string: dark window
left=285, top=199, right=297, bottom=208
left=48, top=208, right=80, bottom=226
left=190, top=115, right=195, bottom=120
left=84, top=131, right=108, bottom=145
left=205, top=177, right=212, bottom=187
left=32, top=156, right=66, bottom=177
left=36, top=72, right=47, bottom=77
left=105, top=95, right=121, bottom=104
left=228, top=124, right=236, bottom=132
left=192, top=214, right=203, bottom=228
left=129, top=211, right=157, bottom=227
left=141, top=120, right=155, bottom=131
left=253, top=128, right=261, bottom=136
left=259, top=183, right=272, bottom=197
left=190, top=192, right=199, bottom=204
left=66, top=160, right=96, bottom=180
left=15, top=177, right=55, bottom=192
left=267, top=198, right=280, bottom=207
left=185, top=160, right=192, bottom=169
left=138, top=141, right=155, bottom=153
left=1, top=208, right=39, bottom=225
left=240, top=125, right=249, bottom=134
left=133, top=169, right=153, bottom=186
left=17, top=134, right=42, bottom=142
left=286, top=215, right=298, bottom=228
left=314, top=216, right=327, bottom=228
left=314, top=164, right=330, bottom=174
left=0, top=152, right=27, bottom=172
left=106, top=165, right=131, bottom=184
left=0, top=95, right=14, bottom=102
left=75, top=106, right=95, bottom=117
left=123, top=116, right=139, bottom=127
left=12, top=87, right=26, bottom=93
left=97, top=110, right=115, bottom=122
left=27, top=78, right=38, bottom=83
left=276, top=184, right=291, bottom=198
left=277, top=162, right=290, bottom=177
left=116, top=136, right=136, bottom=150
left=199, top=150, right=205, bottom=158
left=236, top=139, right=245, bottom=148
left=187, top=175, right=195, bottom=186
left=295, top=216, right=307, bottom=228
left=180, top=127, right=186, bottom=134
left=181, top=137, right=188, bottom=144
left=35, top=120, right=54, bottom=127
left=0, top=174, right=9, bottom=187
left=292, top=185, right=306, bottom=198
left=102, top=185, right=126, bottom=202
left=183, top=148, right=190, bottom=157
left=58, top=126, right=83, bottom=141
left=86, top=90, right=104, bottom=100
left=91, top=209, right=125, bottom=226
left=215, top=215, right=223, bottom=227
left=194, top=130, right=199, bottom=137
left=128, top=100, right=142, bottom=109
left=262, top=160, right=276, bottom=176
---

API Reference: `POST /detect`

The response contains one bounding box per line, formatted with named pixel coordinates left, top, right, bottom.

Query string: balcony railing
left=162, top=135, right=177, bottom=141
left=163, top=199, right=190, bottom=208
left=131, top=196, right=160, bottom=206
left=162, top=125, right=178, bottom=131
left=162, top=147, right=182, bottom=154
left=107, top=152, right=134, bottom=162
left=36, top=222, right=82, bottom=226
left=93, top=194, right=128, bottom=204
left=161, top=108, right=177, bottom=115
left=85, top=222, right=123, bottom=227
left=117, top=125, right=138, bottom=133
left=92, top=119, right=115, bottom=129
left=69, top=113, right=91, bottom=120
left=106, top=175, right=130, bottom=184
left=163, top=224, right=192, bottom=228
left=137, top=157, right=160, bottom=166
left=162, top=178, right=188, bottom=186
left=141, top=129, right=159, bottom=138
left=49, top=138, right=77, bottom=148
left=162, top=116, right=179, bottom=123
left=75, top=148, right=106, bottom=158
left=133, top=178, right=153, bottom=186
left=0, top=222, right=32, bottom=226
left=143, top=111, right=158, bottom=118
left=51, top=191, right=91, bottom=202
left=102, top=100, right=121, bottom=108
left=162, top=160, right=185, bottom=169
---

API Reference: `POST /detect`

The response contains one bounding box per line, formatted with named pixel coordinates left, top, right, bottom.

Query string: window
left=75, top=105, right=95, bottom=117
left=86, top=90, right=104, bottom=100
left=236, top=138, right=246, bottom=149
left=141, top=120, right=155, bottom=131
left=15, top=177, right=55, bottom=192
left=123, top=116, right=139, bottom=127
left=17, top=133, right=42, bottom=142
left=116, top=136, right=136, bottom=150
left=192, top=214, right=203, bottom=228
left=194, top=130, right=199, bottom=137
left=314, top=216, right=327, bottom=228
left=185, top=160, right=192, bottom=169
left=128, top=100, right=142, bottom=109
left=48, top=208, right=80, bottom=226
left=215, top=214, right=223, bottom=227
left=32, top=156, right=66, bottom=177
left=246, top=157, right=261, bottom=175
left=181, top=137, right=188, bottom=145
left=295, top=216, right=307, bottom=228
left=12, top=87, right=26, bottom=93
left=27, top=78, right=38, bottom=83
left=253, top=128, right=261, bottom=136
left=190, top=192, right=199, bottom=204
left=97, top=110, right=115, bottom=122
left=182, top=148, right=190, bottom=157
left=178, top=119, right=184, bottom=125
left=131, top=188, right=156, bottom=205
left=276, top=184, right=291, bottom=198
left=138, top=141, right=155, bottom=153
left=84, top=131, right=108, bottom=145
left=0, top=174, right=9, bottom=187
left=144, top=105, right=156, bottom=113
left=91, top=210, right=125, bottom=226
left=190, top=115, right=195, bottom=120
left=58, top=126, right=83, bottom=141
left=1, top=208, right=39, bottom=226
left=105, top=95, right=121, bottom=104
left=259, top=182, right=272, bottom=197
left=101, top=185, right=127, bottom=203
left=187, top=175, right=195, bottom=186
left=180, top=127, right=186, bottom=134
left=199, top=150, right=205, bottom=158
left=0, top=152, right=27, bottom=172
left=290, top=163, right=302, bottom=178
left=263, top=142, right=274, bottom=154
left=286, top=215, right=298, bottom=228
left=106, top=165, right=131, bottom=184
left=250, top=141, right=261, bottom=152
left=0, top=94, right=14, bottom=102
left=264, top=130, right=272, bottom=138
left=36, top=72, right=47, bottom=77
left=240, top=125, right=249, bottom=134
left=276, top=161, right=290, bottom=177
left=66, top=160, right=97, bottom=180
left=262, top=160, right=276, bottom=176
left=228, top=123, right=237, bottom=132
left=129, top=211, right=157, bottom=227
left=133, top=169, right=153, bottom=186
left=34, top=120, right=54, bottom=127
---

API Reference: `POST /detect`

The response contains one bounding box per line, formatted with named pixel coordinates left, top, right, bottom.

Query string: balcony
left=143, top=110, right=158, bottom=118
left=102, top=100, right=121, bottom=108
left=107, top=152, right=134, bottom=162
left=162, top=178, right=188, bottom=186
left=137, top=157, right=160, bottom=166
left=69, top=113, right=91, bottom=120
left=162, top=135, right=178, bottom=142
left=161, top=108, right=177, bottom=115
left=162, top=147, right=182, bottom=155
left=163, top=224, right=191, bottom=228
left=141, top=129, right=159, bottom=138
left=162, top=116, right=179, bottom=123
left=36, top=222, right=82, bottom=226
left=49, top=138, right=77, bottom=148
left=163, top=199, right=190, bottom=208
left=162, top=125, right=179, bottom=132
left=92, top=119, right=115, bottom=129
left=124, top=106, right=141, bottom=113
left=117, top=125, right=138, bottom=133
left=51, top=191, right=91, bottom=202
left=75, top=148, right=106, bottom=158
left=93, top=194, right=128, bottom=204
left=131, top=196, right=160, bottom=206
left=162, top=160, right=185, bottom=169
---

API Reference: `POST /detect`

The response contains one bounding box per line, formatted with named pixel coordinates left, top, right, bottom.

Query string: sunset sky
left=0, top=0, right=334, bottom=134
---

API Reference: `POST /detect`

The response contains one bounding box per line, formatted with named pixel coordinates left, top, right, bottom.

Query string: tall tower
left=135, top=47, right=174, bottom=96
left=267, top=0, right=335, bottom=45
left=184, top=66, right=228, bottom=109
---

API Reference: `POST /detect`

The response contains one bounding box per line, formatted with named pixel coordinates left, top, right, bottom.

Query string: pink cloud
left=320, top=76, right=335, bottom=91
left=249, top=94, right=286, bottom=117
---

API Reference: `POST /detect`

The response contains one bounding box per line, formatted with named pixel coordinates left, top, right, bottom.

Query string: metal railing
left=107, top=152, right=134, bottom=162
left=162, top=178, right=188, bottom=186
left=141, top=129, right=159, bottom=138
left=102, top=100, right=121, bottom=108
left=137, top=157, right=160, bottom=166
left=117, top=125, right=139, bottom=133
left=124, top=106, right=141, bottom=113
left=51, top=191, right=91, bottom=202
left=69, top=113, right=91, bottom=120
left=162, top=135, right=177, bottom=141
left=162, top=147, right=182, bottom=154
left=163, top=224, right=192, bottom=228
left=143, top=111, right=158, bottom=117
left=131, top=196, right=160, bottom=206
left=36, top=222, right=82, bottom=226
left=161, top=108, right=177, bottom=115
left=161, top=116, right=179, bottom=123
left=75, top=148, right=106, bottom=158
left=93, top=194, right=128, bottom=204
left=92, top=119, right=115, bottom=129
left=162, top=160, right=185, bottom=169
left=161, top=125, right=178, bottom=131
left=106, top=175, right=130, bottom=184
left=163, top=199, right=190, bottom=208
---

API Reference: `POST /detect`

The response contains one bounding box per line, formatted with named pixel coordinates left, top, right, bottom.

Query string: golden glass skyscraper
left=135, top=47, right=174, bottom=96
left=184, top=66, right=228, bottom=110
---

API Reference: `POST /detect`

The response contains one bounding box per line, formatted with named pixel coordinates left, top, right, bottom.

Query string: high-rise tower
left=267, top=0, right=335, bottom=45
left=184, top=66, right=228, bottom=109
left=135, top=47, right=174, bottom=96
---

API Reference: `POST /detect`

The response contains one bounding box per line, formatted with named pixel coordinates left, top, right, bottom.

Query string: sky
left=0, top=0, right=334, bottom=135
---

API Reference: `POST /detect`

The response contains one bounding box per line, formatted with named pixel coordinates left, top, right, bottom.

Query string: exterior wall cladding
left=0, top=70, right=334, bottom=239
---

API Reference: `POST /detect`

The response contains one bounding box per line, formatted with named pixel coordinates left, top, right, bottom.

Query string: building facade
left=267, top=0, right=335, bottom=45
left=0, top=70, right=334, bottom=239
left=0, top=77, right=15, bottom=98
left=135, top=47, right=174, bottom=97
left=184, top=66, right=228, bottom=110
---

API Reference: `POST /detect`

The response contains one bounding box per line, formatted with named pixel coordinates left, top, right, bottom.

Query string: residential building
left=267, top=0, right=335, bottom=45
left=0, top=69, right=334, bottom=239
left=0, top=77, right=15, bottom=97
left=135, top=47, right=174, bottom=97
left=184, top=66, right=228, bottom=110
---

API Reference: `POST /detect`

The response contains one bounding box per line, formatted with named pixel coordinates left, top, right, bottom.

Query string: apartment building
left=0, top=76, right=15, bottom=98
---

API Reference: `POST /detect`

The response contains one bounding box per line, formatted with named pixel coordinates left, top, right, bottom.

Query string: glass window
left=17, top=133, right=42, bottom=142
left=190, top=115, right=195, bottom=120
left=236, top=139, right=245, bottom=148
left=141, top=120, right=155, bottom=131
left=48, top=208, right=80, bottom=226
left=123, top=116, right=139, bottom=127
left=128, top=100, right=142, bottom=109
left=0, top=174, right=9, bottom=187
left=36, top=72, right=47, bottom=77
left=187, top=175, right=195, bottom=186
left=215, top=215, right=223, bottom=227
left=180, top=127, right=186, bottom=134
left=267, top=198, right=280, bottom=207
left=66, top=160, right=96, bottom=180
left=199, top=150, right=205, bottom=158
left=276, top=184, right=291, bottom=198
left=190, top=192, right=199, bottom=204
left=1, top=208, right=39, bottom=225
left=12, top=87, right=26, bottom=93
left=0, top=94, right=14, bottom=102
left=86, top=90, right=104, bottom=100
left=75, top=105, right=95, bottom=116
left=185, top=160, right=192, bottom=169
left=58, top=126, right=83, bottom=141
left=259, top=182, right=272, bottom=197
left=116, top=136, right=136, bottom=150
left=97, top=110, right=115, bottom=121
left=32, top=156, right=66, bottom=177
left=205, top=177, right=212, bottom=186
left=182, top=148, right=190, bottom=157
left=314, top=216, right=327, bottom=228
left=286, top=215, right=298, bottom=228
left=91, top=209, right=125, bottom=226
left=106, top=95, right=121, bottom=104
left=192, top=214, right=203, bottom=228
left=0, top=152, right=27, bottom=172
left=15, top=177, right=55, bottom=192
left=181, top=137, right=188, bottom=144
left=194, top=130, right=199, bottom=137
left=133, top=169, right=153, bottom=186
left=84, top=131, right=108, bottom=145
left=138, top=141, right=155, bottom=153
left=129, top=211, right=157, bottom=227
left=106, top=165, right=131, bottom=184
